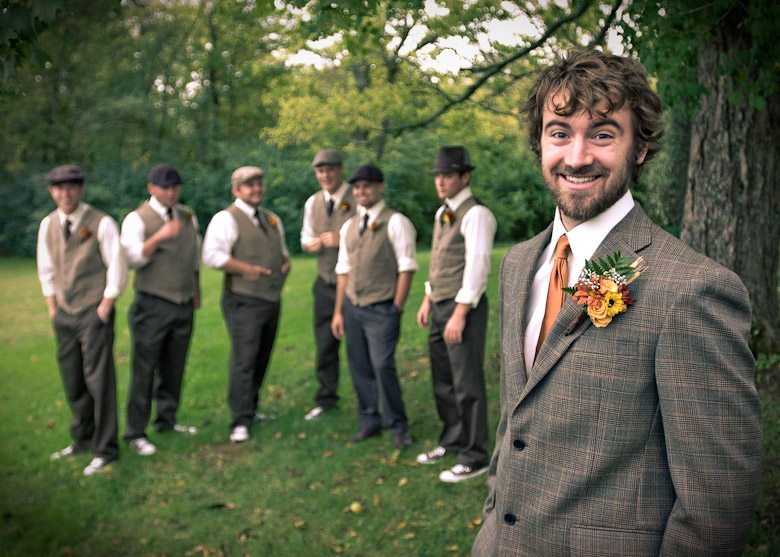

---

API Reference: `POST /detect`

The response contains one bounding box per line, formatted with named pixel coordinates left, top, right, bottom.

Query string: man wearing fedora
left=120, top=163, right=201, bottom=456
left=300, top=148, right=356, bottom=421
left=416, top=146, right=496, bottom=482
left=37, top=164, right=127, bottom=476
left=331, top=164, right=418, bottom=449
left=202, top=166, right=290, bottom=443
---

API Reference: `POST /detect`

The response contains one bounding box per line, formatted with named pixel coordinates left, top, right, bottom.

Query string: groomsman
left=416, top=146, right=496, bottom=482
left=300, top=148, right=355, bottom=421
left=37, top=164, right=126, bottom=476
left=331, top=164, right=417, bottom=449
left=203, top=166, right=290, bottom=443
left=121, top=164, right=200, bottom=456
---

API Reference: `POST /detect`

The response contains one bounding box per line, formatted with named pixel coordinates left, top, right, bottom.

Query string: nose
left=563, top=135, right=594, bottom=169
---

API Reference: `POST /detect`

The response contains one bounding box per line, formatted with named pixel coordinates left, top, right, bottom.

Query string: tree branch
left=588, top=0, right=624, bottom=48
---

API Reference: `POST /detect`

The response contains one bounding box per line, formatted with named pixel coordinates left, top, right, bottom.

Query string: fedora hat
left=431, top=146, right=475, bottom=173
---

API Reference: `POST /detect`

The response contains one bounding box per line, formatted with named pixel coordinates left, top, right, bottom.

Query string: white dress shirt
left=300, top=182, right=350, bottom=247
left=202, top=198, right=289, bottom=270
left=334, top=200, right=418, bottom=275
left=524, top=190, right=635, bottom=371
left=37, top=202, right=127, bottom=300
left=120, top=196, right=201, bottom=269
left=425, top=187, right=496, bottom=307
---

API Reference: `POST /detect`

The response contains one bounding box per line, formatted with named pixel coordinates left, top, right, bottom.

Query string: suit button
left=504, top=513, right=516, bottom=525
left=513, top=439, right=526, bottom=450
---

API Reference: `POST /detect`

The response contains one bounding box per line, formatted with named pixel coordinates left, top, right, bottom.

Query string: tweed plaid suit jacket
left=472, top=205, right=761, bottom=556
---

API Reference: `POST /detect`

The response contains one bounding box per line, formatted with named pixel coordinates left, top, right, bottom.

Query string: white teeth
left=564, top=175, right=597, bottom=183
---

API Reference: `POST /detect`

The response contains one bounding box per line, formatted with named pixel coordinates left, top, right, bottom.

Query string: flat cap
left=348, top=164, right=384, bottom=184
left=312, top=148, right=343, bottom=167
left=431, top=146, right=475, bottom=173
left=231, top=166, right=264, bottom=185
left=148, top=163, right=183, bottom=187
left=46, top=165, right=85, bottom=185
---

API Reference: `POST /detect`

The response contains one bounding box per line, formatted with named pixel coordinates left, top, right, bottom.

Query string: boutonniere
left=179, top=208, right=195, bottom=224
left=339, top=201, right=351, bottom=212
left=441, top=208, right=455, bottom=225
left=369, top=221, right=380, bottom=232
left=78, top=227, right=92, bottom=240
left=563, top=251, right=646, bottom=328
left=267, top=215, right=278, bottom=227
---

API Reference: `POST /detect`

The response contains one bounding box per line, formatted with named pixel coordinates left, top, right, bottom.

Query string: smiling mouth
left=561, top=174, right=599, bottom=184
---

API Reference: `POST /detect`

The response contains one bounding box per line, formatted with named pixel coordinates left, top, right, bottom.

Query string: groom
left=472, top=49, right=761, bottom=556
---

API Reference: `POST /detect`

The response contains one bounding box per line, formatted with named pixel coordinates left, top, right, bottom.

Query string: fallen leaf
left=372, top=494, right=380, bottom=506
left=297, top=432, right=307, bottom=440
left=396, top=521, right=407, bottom=530
left=293, top=519, right=305, bottom=529
left=345, top=501, right=362, bottom=514
left=397, top=477, right=408, bottom=487
left=323, top=450, right=333, bottom=458
left=446, top=544, right=460, bottom=552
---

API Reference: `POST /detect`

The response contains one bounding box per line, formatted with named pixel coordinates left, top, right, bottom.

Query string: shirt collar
left=445, top=187, right=473, bottom=211
left=545, top=189, right=635, bottom=265
left=149, top=196, right=172, bottom=218
left=358, top=199, right=386, bottom=222
left=234, top=197, right=260, bottom=218
left=324, top=182, right=349, bottom=204
left=57, top=203, right=88, bottom=226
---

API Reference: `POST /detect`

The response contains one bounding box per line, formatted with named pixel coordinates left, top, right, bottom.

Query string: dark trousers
left=428, top=296, right=489, bottom=468
left=125, top=292, right=194, bottom=441
left=343, top=297, right=408, bottom=434
left=222, top=289, right=280, bottom=429
left=52, top=303, right=119, bottom=461
left=313, top=276, right=341, bottom=408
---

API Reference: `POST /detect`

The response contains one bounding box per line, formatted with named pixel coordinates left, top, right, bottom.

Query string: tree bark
left=681, top=34, right=780, bottom=353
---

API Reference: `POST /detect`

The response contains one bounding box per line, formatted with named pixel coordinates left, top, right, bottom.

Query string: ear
left=146, top=183, right=155, bottom=196
left=635, top=143, right=649, bottom=165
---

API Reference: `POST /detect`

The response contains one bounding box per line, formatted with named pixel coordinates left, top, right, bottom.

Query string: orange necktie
left=536, top=234, right=570, bottom=357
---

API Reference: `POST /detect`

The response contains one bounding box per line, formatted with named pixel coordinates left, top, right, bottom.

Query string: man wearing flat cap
left=331, top=164, right=417, bottom=449
left=416, top=146, right=496, bottom=482
left=37, top=164, right=127, bottom=476
left=120, top=163, right=201, bottom=456
left=203, top=166, right=290, bottom=443
left=300, top=148, right=356, bottom=421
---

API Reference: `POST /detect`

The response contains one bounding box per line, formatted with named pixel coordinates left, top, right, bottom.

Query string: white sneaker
left=304, top=406, right=325, bottom=421
left=253, top=412, right=275, bottom=422
left=439, top=463, right=488, bottom=483
left=172, top=424, right=198, bottom=435
left=416, top=446, right=446, bottom=465
left=50, top=444, right=76, bottom=461
left=129, top=437, right=157, bottom=456
left=83, top=457, right=109, bottom=476
left=230, top=425, right=249, bottom=443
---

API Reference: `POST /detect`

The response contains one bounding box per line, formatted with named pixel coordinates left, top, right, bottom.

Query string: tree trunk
left=681, top=35, right=780, bottom=354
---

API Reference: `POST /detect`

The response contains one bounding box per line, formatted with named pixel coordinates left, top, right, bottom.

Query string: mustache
left=554, top=164, right=606, bottom=176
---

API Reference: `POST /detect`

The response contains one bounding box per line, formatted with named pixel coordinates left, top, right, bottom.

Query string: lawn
left=0, top=251, right=777, bottom=556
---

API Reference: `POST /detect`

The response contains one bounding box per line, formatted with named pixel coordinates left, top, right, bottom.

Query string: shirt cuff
left=454, top=288, right=482, bottom=307
left=396, top=257, right=419, bottom=273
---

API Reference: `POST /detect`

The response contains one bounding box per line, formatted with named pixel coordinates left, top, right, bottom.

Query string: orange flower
left=267, top=215, right=278, bottom=227
left=78, top=227, right=92, bottom=239
left=339, top=201, right=351, bottom=212
left=441, top=209, right=455, bottom=225
left=599, top=278, right=618, bottom=293
left=587, top=296, right=608, bottom=320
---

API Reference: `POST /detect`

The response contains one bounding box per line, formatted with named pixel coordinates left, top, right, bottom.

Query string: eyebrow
left=543, top=117, right=625, bottom=133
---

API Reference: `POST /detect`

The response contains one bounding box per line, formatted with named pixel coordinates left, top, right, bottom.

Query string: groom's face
left=540, top=95, right=648, bottom=230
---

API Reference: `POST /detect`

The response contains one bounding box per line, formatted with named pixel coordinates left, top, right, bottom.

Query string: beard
left=544, top=155, right=636, bottom=225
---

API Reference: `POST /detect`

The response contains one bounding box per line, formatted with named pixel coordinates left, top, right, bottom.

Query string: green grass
left=1, top=251, right=777, bottom=556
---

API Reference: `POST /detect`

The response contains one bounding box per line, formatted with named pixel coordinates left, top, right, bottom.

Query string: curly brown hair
left=524, top=49, right=664, bottom=181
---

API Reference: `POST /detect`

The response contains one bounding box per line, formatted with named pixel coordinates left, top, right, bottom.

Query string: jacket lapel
left=520, top=205, right=654, bottom=401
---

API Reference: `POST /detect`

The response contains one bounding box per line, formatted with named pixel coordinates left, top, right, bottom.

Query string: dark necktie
left=63, top=219, right=72, bottom=241
left=166, top=207, right=174, bottom=221
left=536, top=234, right=570, bottom=358
left=326, top=198, right=335, bottom=216
left=254, top=209, right=267, bottom=232
left=359, top=213, right=369, bottom=236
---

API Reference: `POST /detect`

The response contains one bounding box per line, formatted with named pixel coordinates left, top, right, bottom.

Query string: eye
left=551, top=131, right=568, bottom=140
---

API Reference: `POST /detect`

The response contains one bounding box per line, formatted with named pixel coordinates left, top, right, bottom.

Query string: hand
left=281, top=259, right=291, bottom=276
left=96, top=298, right=114, bottom=324
left=443, top=312, right=466, bottom=344
left=331, top=312, right=345, bottom=339
left=192, top=288, right=201, bottom=310
left=319, top=231, right=339, bottom=249
left=303, top=238, right=322, bottom=253
left=156, top=219, right=182, bottom=241
left=416, top=297, right=431, bottom=328
left=243, top=264, right=272, bottom=281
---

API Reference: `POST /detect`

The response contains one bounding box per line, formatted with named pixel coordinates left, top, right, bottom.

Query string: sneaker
left=439, top=463, right=488, bottom=483
left=83, top=457, right=109, bottom=476
left=129, top=437, right=157, bottom=456
left=172, top=424, right=198, bottom=435
left=50, top=444, right=75, bottom=461
left=416, top=446, right=447, bottom=465
left=253, top=412, right=275, bottom=422
left=304, top=406, right=325, bottom=421
left=230, top=425, right=249, bottom=443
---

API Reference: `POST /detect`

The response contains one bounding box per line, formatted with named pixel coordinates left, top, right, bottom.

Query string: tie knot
left=166, top=207, right=174, bottom=221
left=554, top=234, right=570, bottom=259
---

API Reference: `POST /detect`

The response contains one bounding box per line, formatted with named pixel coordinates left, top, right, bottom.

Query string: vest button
left=513, top=439, right=526, bottom=450
left=503, top=513, right=516, bottom=525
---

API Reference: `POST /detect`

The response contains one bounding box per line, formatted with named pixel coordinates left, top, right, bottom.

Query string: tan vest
left=310, top=189, right=356, bottom=284
left=224, top=204, right=284, bottom=302
left=45, top=207, right=107, bottom=314
left=429, top=196, right=479, bottom=302
left=345, top=207, right=398, bottom=306
left=134, top=201, right=198, bottom=304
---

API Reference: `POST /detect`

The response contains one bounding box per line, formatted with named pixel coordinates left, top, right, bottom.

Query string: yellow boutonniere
left=267, top=215, right=278, bottom=227
left=564, top=251, right=645, bottom=328
left=441, top=208, right=455, bottom=225
left=369, top=221, right=380, bottom=232
left=339, top=201, right=351, bottom=212
left=78, top=227, right=92, bottom=240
